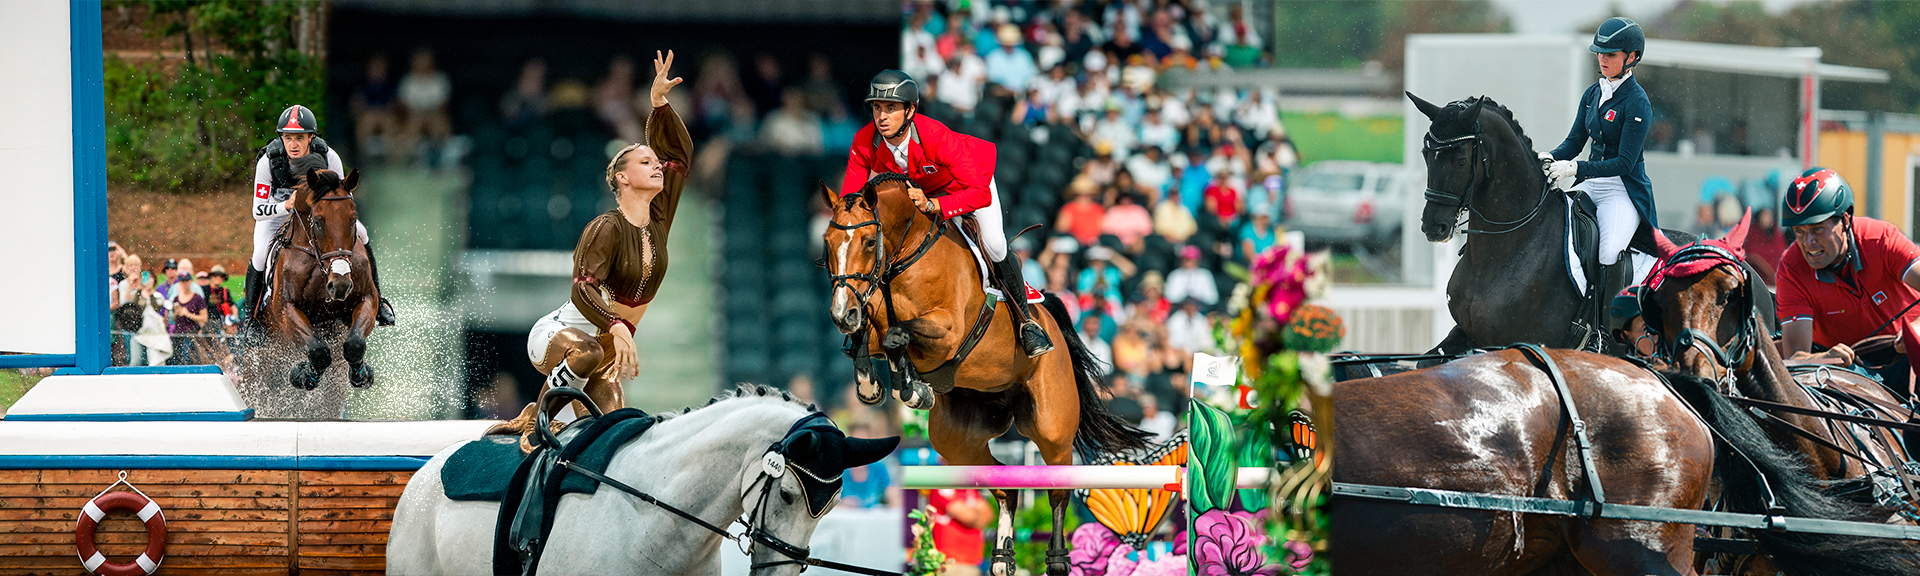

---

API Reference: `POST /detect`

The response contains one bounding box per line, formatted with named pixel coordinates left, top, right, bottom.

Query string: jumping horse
left=819, top=173, right=1150, bottom=576
left=263, top=168, right=380, bottom=393
left=1639, top=216, right=1920, bottom=526
left=1332, top=341, right=1920, bottom=576
left=1404, top=92, right=1775, bottom=357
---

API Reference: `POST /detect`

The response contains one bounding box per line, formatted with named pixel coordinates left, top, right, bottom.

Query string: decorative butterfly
left=1075, top=430, right=1189, bottom=551
left=1289, top=409, right=1319, bottom=466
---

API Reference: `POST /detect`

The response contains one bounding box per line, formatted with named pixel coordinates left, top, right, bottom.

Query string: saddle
left=438, top=395, right=656, bottom=576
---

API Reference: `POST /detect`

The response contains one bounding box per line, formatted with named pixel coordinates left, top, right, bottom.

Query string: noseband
left=1421, top=127, right=1550, bottom=236
left=1642, top=243, right=1761, bottom=390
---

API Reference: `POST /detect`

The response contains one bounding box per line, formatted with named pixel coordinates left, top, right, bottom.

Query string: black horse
left=1405, top=92, right=1774, bottom=357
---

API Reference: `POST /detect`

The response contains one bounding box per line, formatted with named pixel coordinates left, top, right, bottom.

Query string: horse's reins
left=1421, top=131, right=1551, bottom=236
left=530, top=389, right=900, bottom=576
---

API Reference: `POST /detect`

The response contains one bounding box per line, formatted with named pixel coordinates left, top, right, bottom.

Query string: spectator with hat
left=1055, top=177, right=1106, bottom=246
left=983, top=24, right=1038, bottom=95
left=1165, top=245, right=1219, bottom=307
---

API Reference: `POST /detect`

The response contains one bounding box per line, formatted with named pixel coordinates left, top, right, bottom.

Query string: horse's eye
left=865, top=237, right=876, bottom=248
left=780, top=489, right=796, bottom=505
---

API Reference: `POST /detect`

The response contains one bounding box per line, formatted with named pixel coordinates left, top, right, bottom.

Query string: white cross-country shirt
left=252, top=148, right=344, bottom=223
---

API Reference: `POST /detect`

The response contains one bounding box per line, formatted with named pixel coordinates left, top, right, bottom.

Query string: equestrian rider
left=1544, top=16, right=1657, bottom=285
left=244, top=104, right=396, bottom=331
left=1608, top=285, right=1657, bottom=358
left=841, top=69, right=1053, bottom=358
left=1776, top=167, right=1920, bottom=402
left=487, top=51, right=690, bottom=446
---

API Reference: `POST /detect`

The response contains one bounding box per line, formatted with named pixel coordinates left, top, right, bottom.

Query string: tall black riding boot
left=363, top=242, right=397, bottom=326
left=242, top=266, right=266, bottom=341
left=995, top=254, right=1054, bottom=358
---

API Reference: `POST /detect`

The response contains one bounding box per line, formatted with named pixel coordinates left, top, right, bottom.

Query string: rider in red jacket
left=842, top=70, right=1052, bottom=357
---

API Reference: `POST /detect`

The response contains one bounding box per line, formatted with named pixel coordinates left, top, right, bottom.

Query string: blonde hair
left=604, top=142, right=647, bottom=192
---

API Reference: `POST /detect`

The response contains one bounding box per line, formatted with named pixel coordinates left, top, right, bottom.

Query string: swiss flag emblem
left=1604, top=110, right=1616, bottom=122
left=255, top=183, right=270, bottom=199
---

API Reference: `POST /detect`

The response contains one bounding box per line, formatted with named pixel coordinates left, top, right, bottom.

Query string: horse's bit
left=1421, top=130, right=1550, bottom=236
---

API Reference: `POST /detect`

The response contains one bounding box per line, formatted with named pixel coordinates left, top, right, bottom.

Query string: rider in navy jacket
left=1547, top=17, right=1657, bottom=269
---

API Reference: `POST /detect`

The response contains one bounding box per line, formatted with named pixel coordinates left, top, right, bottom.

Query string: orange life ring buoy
left=74, top=491, right=166, bottom=576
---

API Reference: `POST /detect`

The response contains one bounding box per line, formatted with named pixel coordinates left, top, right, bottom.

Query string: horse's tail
left=1037, top=293, right=1153, bottom=460
left=1663, top=371, right=1920, bottom=576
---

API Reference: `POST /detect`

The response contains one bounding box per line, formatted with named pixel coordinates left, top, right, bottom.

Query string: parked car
left=1283, top=161, right=1406, bottom=251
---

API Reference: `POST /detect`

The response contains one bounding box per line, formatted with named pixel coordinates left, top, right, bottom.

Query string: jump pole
left=900, top=465, right=1272, bottom=491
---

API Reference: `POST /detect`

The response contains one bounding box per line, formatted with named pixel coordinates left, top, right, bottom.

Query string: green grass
left=0, top=370, right=45, bottom=414
left=1281, top=112, right=1404, bottom=164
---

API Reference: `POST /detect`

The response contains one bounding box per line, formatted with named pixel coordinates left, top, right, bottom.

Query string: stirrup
left=1019, top=321, right=1054, bottom=358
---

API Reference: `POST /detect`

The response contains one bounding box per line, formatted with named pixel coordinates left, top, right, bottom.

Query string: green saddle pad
left=441, top=408, right=656, bottom=501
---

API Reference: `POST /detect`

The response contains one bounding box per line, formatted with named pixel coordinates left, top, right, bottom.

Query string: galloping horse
left=1333, top=346, right=1920, bottom=576
left=819, top=174, right=1149, bottom=576
left=1640, top=218, right=1918, bottom=519
left=1405, top=93, right=1757, bottom=356
left=264, top=168, right=380, bottom=392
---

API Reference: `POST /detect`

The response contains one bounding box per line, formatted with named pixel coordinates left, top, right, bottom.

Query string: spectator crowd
left=107, top=242, right=239, bottom=369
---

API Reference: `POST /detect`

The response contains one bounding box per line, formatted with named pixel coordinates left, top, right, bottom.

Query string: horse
left=387, top=384, right=898, bottom=575
left=1331, top=346, right=1920, bottom=576
left=818, top=173, right=1150, bottom=576
left=1639, top=218, right=1919, bottom=521
left=258, top=167, right=380, bottom=397
left=1405, top=92, right=1767, bottom=356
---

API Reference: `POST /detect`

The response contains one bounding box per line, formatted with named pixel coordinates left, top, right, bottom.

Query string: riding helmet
left=864, top=70, right=920, bottom=105
left=1781, top=167, right=1854, bottom=227
left=1608, top=285, right=1646, bottom=333
left=1589, top=17, right=1645, bottom=57
left=276, top=105, right=319, bottom=134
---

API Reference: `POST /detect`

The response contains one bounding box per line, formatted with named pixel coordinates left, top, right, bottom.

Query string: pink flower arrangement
left=1193, top=509, right=1281, bottom=576
left=1249, top=244, right=1309, bottom=326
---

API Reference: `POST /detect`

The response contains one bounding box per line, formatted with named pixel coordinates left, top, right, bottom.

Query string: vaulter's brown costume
left=487, top=103, right=690, bottom=446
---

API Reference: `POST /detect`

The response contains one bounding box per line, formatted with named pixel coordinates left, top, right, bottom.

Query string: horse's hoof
left=897, top=381, right=934, bottom=410
left=290, top=363, right=322, bottom=390
left=988, top=547, right=1017, bottom=576
left=1046, top=548, right=1072, bottom=576
left=854, top=372, right=884, bottom=405
left=881, top=326, right=911, bottom=351
left=348, top=363, right=373, bottom=388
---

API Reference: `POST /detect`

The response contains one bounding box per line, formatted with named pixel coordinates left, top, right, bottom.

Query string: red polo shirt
left=1776, top=216, right=1920, bottom=350
left=841, top=114, right=997, bottom=221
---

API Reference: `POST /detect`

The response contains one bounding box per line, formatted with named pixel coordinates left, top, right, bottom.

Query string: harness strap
left=1511, top=343, right=1607, bottom=516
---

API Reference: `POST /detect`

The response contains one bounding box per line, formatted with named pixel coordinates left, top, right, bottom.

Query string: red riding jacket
left=841, top=114, right=996, bottom=221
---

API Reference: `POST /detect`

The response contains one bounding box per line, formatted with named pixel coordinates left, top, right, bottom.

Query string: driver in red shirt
left=1776, top=167, right=1920, bottom=401
left=842, top=70, right=1052, bottom=358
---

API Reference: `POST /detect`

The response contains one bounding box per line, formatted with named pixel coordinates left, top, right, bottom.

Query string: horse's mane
left=1437, top=96, right=1536, bottom=155
left=305, top=169, right=342, bottom=195
left=652, top=382, right=821, bottom=422
left=856, top=172, right=915, bottom=205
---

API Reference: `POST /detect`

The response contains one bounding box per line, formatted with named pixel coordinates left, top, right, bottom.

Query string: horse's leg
left=853, top=328, right=885, bottom=405
left=279, top=302, right=328, bottom=391
left=343, top=296, right=377, bottom=388
left=891, top=312, right=960, bottom=409
left=1012, top=340, right=1081, bottom=576
left=929, top=390, right=1018, bottom=576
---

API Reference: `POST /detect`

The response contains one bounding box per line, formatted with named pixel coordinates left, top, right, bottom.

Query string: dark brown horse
left=1333, top=344, right=1920, bottom=576
left=266, top=168, right=379, bottom=392
left=819, top=174, right=1149, bottom=576
left=1640, top=220, right=1918, bottom=518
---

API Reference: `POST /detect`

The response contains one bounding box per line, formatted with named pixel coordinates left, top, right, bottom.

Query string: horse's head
left=740, top=413, right=898, bottom=574
left=294, top=167, right=363, bottom=302
left=818, top=173, right=915, bottom=334
left=1408, top=92, right=1539, bottom=243
left=1643, top=211, right=1758, bottom=390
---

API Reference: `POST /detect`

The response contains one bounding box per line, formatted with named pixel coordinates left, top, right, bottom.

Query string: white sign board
left=0, top=1, right=76, bottom=355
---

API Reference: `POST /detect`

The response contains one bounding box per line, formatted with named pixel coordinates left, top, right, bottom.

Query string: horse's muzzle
left=830, top=291, right=864, bottom=334
left=326, top=276, right=353, bottom=302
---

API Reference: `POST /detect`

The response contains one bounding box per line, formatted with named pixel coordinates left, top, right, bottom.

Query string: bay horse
left=1332, top=346, right=1920, bottom=576
left=818, top=173, right=1150, bottom=576
left=1640, top=217, right=1919, bottom=522
left=1405, top=92, right=1768, bottom=356
left=264, top=168, right=380, bottom=393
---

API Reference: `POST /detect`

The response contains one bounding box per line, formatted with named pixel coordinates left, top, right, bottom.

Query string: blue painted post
left=71, top=0, right=107, bottom=375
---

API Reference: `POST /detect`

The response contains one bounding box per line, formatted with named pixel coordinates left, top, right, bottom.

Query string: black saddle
left=485, top=388, right=655, bottom=576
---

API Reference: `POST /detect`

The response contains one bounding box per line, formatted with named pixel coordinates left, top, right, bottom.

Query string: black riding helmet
left=276, top=104, right=319, bottom=134
left=1590, top=17, right=1645, bottom=71
left=1782, top=167, right=1853, bottom=228
left=1609, top=285, right=1647, bottom=335
left=864, top=70, right=920, bottom=105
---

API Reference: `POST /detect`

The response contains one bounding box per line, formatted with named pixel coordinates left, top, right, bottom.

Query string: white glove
left=1537, top=152, right=1554, bottom=164
left=1546, top=160, right=1578, bottom=182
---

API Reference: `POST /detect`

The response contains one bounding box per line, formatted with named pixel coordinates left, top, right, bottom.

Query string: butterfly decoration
left=1076, top=429, right=1189, bottom=551
left=1289, top=409, right=1318, bottom=466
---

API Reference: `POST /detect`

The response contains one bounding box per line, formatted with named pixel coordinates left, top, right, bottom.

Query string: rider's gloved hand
left=1546, top=160, right=1578, bottom=182
left=1537, top=152, right=1554, bottom=165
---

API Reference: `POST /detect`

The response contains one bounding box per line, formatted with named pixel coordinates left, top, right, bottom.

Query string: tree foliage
left=104, top=0, right=325, bottom=192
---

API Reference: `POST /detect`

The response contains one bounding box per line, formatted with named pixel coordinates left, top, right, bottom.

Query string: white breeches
left=974, top=178, right=1009, bottom=262
left=526, top=302, right=596, bottom=366
left=1575, top=176, right=1638, bottom=266
left=251, top=217, right=369, bottom=270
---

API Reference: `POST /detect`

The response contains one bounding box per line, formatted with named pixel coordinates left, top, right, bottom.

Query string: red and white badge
left=1604, top=110, right=1617, bottom=122
left=255, top=183, right=270, bottom=199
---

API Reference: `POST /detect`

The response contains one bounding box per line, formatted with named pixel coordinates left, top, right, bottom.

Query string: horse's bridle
left=533, top=390, right=898, bottom=576
left=1641, top=243, right=1761, bottom=390
left=1421, top=128, right=1550, bottom=236
left=288, top=191, right=361, bottom=288
left=821, top=180, right=950, bottom=333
